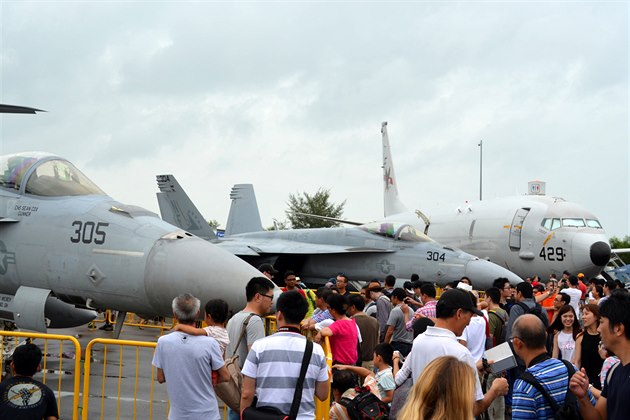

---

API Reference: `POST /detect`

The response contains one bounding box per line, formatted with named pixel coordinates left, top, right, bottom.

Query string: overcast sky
left=1, top=1, right=627, bottom=238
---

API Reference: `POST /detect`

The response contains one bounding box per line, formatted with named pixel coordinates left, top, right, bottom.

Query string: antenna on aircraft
left=0, top=104, right=46, bottom=114
left=478, top=139, right=483, bottom=201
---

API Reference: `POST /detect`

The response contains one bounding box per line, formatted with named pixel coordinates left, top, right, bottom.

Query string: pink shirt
left=329, top=318, right=358, bottom=365
left=406, top=300, right=437, bottom=331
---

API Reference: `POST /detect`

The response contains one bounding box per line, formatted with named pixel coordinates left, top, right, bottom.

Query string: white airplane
left=379, top=122, right=612, bottom=281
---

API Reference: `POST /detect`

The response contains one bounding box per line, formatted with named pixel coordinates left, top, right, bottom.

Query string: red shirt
left=328, top=319, right=358, bottom=365
left=578, top=281, right=587, bottom=300
left=281, top=287, right=306, bottom=298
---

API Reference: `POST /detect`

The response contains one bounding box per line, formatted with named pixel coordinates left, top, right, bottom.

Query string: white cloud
left=0, top=1, right=627, bottom=238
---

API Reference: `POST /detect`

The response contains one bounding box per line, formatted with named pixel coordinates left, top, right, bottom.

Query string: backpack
left=214, top=313, right=257, bottom=412
left=488, top=310, right=507, bottom=346
left=340, top=386, right=390, bottom=420
left=520, top=359, right=580, bottom=420
left=516, top=302, right=550, bottom=328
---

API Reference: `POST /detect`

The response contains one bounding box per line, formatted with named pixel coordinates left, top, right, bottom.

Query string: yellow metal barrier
left=264, top=315, right=277, bottom=335
left=0, top=331, right=82, bottom=420
left=81, top=338, right=168, bottom=420
left=314, top=336, right=332, bottom=420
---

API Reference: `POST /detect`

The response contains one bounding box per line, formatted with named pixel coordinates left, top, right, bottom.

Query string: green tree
left=610, top=236, right=630, bottom=265
left=286, top=188, right=345, bottom=228
left=208, top=219, right=220, bottom=230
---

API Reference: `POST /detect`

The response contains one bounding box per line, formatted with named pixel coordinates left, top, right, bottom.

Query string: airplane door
left=509, top=208, right=530, bottom=250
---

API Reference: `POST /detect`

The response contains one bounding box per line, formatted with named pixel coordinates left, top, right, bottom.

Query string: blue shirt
left=512, top=355, right=594, bottom=419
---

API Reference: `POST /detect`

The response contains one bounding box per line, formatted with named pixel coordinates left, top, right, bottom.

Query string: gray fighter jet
left=0, top=152, right=264, bottom=334
left=155, top=175, right=522, bottom=289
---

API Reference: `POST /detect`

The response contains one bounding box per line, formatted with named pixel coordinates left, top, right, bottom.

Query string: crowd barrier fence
left=0, top=330, right=82, bottom=420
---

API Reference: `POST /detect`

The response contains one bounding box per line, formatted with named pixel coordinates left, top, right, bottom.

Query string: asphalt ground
left=8, top=320, right=222, bottom=420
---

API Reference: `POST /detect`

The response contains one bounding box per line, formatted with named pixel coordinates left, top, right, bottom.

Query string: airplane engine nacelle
left=3, top=287, right=97, bottom=332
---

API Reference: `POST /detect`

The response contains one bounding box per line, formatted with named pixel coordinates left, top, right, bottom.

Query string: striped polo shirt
left=242, top=331, right=329, bottom=420
left=512, top=355, right=595, bottom=419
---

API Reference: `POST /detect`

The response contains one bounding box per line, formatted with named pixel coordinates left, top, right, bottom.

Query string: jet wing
left=218, top=238, right=395, bottom=256
left=0, top=217, right=19, bottom=223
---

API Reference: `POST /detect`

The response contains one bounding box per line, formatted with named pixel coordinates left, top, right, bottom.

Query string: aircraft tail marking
left=225, top=184, right=264, bottom=235
left=382, top=122, right=408, bottom=217
left=155, top=175, right=215, bottom=240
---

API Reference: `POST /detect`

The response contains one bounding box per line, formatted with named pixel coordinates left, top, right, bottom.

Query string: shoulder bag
left=241, top=339, right=314, bottom=420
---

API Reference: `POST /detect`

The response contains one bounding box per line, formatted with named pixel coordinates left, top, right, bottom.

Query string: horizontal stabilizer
left=155, top=174, right=215, bottom=240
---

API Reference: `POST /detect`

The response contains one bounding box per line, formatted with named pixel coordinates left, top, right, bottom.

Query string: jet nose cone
left=590, top=241, right=611, bottom=267
left=144, top=234, right=263, bottom=315
left=465, top=258, right=522, bottom=288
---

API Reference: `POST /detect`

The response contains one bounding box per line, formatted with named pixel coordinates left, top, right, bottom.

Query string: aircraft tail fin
left=382, top=122, right=408, bottom=217
left=156, top=175, right=216, bottom=240
left=225, top=184, right=264, bottom=235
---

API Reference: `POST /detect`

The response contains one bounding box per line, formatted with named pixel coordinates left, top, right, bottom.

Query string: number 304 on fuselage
left=0, top=152, right=263, bottom=333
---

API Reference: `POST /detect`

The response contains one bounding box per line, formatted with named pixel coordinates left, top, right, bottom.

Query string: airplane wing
left=0, top=104, right=45, bottom=114
left=612, top=248, right=630, bottom=254
left=218, top=238, right=395, bottom=256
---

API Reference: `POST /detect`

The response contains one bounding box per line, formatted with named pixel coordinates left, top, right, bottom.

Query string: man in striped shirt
left=511, top=314, right=595, bottom=419
left=405, top=283, right=438, bottom=331
left=241, top=291, right=329, bottom=419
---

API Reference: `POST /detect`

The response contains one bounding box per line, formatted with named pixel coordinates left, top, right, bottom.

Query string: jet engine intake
left=4, top=287, right=97, bottom=332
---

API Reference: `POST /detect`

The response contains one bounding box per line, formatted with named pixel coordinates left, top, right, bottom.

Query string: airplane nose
left=590, top=241, right=611, bottom=266
left=465, top=258, right=522, bottom=286
left=144, top=234, right=263, bottom=315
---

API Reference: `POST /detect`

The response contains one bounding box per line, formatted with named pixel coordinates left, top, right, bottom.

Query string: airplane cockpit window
left=542, top=218, right=562, bottom=230
left=586, top=219, right=603, bottom=229
left=0, top=154, right=38, bottom=191
left=360, top=222, right=431, bottom=242
left=24, top=159, right=106, bottom=197
left=562, top=218, right=586, bottom=228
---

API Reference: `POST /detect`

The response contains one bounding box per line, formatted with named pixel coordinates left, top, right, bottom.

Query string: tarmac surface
left=8, top=320, right=215, bottom=420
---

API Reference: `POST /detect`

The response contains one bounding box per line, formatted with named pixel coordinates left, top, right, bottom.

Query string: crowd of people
left=151, top=268, right=630, bottom=420
left=2, top=264, right=628, bottom=420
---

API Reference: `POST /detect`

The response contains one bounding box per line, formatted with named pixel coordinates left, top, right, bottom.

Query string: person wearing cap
left=258, top=263, right=277, bottom=281
left=393, top=288, right=508, bottom=417
left=577, top=272, right=588, bottom=302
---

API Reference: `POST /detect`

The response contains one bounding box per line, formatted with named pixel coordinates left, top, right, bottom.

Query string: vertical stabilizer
left=156, top=174, right=216, bottom=240
left=225, top=184, right=264, bottom=235
left=382, top=122, right=408, bottom=217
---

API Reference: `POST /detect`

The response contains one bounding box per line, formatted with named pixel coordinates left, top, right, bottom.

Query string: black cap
left=258, top=263, right=278, bottom=275
left=437, top=288, right=484, bottom=316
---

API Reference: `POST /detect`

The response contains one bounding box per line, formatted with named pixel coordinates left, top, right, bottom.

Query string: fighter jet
left=0, top=152, right=265, bottom=335
left=155, top=175, right=522, bottom=289
left=378, top=122, right=612, bottom=280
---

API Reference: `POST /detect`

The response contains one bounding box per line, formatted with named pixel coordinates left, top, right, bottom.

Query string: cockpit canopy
left=541, top=217, right=603, bottom=230
left=360, top=221, right=432, bottom=242
left=0, top=152, right=106, bottom=196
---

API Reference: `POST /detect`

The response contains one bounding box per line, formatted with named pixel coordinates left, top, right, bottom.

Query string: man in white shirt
left=394, top=288, right=508, bottom=417
left=563, top=275, right=583, bottom=319
left=153, top=293, right=230, bottom=420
